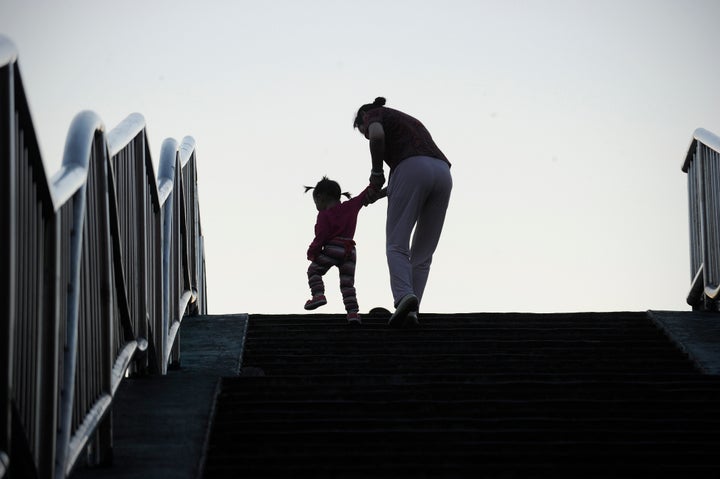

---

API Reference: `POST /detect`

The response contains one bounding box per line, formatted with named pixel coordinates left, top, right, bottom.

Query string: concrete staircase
left=201, top=312, right=720, bottom=478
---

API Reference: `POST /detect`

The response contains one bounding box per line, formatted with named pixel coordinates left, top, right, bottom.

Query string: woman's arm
left=368, top=121, right=386, bottom=188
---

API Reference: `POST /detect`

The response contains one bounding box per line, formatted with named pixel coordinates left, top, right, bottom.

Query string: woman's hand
left=365, top=186, right=387, bottom=205
left=369, top=169, right=385, bottom=189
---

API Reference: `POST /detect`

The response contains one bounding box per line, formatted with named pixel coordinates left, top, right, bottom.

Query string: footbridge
left=2, top=36, right=720, bottom=478
left=1, top=36, right=207, bottom=479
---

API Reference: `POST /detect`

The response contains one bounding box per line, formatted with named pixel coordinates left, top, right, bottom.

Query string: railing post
left=697, top=140, right=710, bottom=309
left=170, top=158, right=184, bottom=368
left=0, top=44, right=16, bottom=478
left=133, top=133, right=150, bottom=374
left=158, top=138, right=177, bottom=375
left=54, top=184, right=86, bottom=479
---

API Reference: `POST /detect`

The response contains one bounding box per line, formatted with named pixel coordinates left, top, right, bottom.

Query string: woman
left=354, top=97, right=452, bottom=328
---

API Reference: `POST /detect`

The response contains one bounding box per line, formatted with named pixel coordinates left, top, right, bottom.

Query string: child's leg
left=307, top=256, right=335, bottom=296
left=307, top=243, right=347, bottom=296
left=338, top=248, right=359, bottom=313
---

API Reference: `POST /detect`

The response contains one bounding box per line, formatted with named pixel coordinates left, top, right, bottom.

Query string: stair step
left=202, top=312, right=720, bottom=478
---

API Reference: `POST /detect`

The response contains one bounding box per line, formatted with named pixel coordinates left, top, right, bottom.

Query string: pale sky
left=2, top=0, right=719, bottom=315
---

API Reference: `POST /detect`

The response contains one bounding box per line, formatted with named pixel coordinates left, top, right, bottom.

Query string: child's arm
left=307, top=213, right=330, bottom=261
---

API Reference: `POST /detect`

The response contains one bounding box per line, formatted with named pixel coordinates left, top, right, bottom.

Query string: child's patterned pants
left=307, top=238, right=359, bottom=313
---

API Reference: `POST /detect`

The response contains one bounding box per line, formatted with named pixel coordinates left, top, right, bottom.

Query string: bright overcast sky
left=2, top=0, right=719, bottom=315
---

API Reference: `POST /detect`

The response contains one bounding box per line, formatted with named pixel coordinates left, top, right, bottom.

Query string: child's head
left=305, top=176, right=351, bottom=211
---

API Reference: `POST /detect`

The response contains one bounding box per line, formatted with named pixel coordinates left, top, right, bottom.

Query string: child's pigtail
left=341, top=191, right=352, bottom=199
left=304, top=186, right=314, bottom=194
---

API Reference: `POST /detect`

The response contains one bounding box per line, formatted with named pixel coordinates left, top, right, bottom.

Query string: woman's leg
left=410, top=160, right=452, bottom=303
left=386, top=157, right=432, bottom=305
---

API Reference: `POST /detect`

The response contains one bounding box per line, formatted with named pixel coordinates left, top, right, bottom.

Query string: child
left=304, top=176, right=371, bottom=325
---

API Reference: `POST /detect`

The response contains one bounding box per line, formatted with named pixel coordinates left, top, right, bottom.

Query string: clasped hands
left=365, top=169, right=387, bottom=205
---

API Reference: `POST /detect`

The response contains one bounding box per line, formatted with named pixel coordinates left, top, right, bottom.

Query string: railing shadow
left=1, top=35, right=207, bottom=479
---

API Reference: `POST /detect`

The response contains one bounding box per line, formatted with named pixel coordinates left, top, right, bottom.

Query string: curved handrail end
left=0, top=451, right=9, bottom=478
left=682, top=128, right=720, bottom=173
left=62, top=111, right=105, bottom=170
left=51, top=111, right=105, bottom=207
left=136, top=337, right=149, bottom=352
left=0, top=35, right=18, bottom=66
left=111, top=342, right=139, bottom=396
left=164, top=321, right=182, bottom=368
left=694, top=128, right=720, bottom=149
left=157, top=138, right=178, bottom=181
left=703, top=283, right=720, bottom=301
left=163, top=290, right=195, bottom=366
left=157, top=138, right=178, bottom=204
left=178, top=136, right=196, bottom=167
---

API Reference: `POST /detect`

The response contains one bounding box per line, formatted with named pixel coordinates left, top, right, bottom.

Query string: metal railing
left=683, top=127, right=720, bottom=311
left=0, top=35, right=207, bottom=479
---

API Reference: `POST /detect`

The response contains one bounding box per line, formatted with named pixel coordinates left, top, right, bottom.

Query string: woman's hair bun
left=353, top=97, right=387, bottom=129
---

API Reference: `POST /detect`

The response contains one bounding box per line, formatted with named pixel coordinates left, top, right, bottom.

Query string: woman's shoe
left=405, top=311, right=419, bottom=328
left=388, top=294, right=418, bottom=328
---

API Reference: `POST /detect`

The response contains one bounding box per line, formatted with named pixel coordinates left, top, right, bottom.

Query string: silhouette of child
left=304, top=176, right=372, bottom=325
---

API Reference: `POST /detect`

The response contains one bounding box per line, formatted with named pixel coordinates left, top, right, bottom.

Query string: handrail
left=51, top=110, right=103, bottom=479
left=106, top=112, right=146, bottom=157
left=682, top=128, right=720, bottom=173
left=683, top=127, right=720, bottom=310
left=1, top=35, right=207, bottom=478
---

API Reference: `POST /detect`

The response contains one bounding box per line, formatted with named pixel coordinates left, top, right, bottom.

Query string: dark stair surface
left=70, top=314, right=248, bottom=479
left=203, top=312, right=720, bottom=478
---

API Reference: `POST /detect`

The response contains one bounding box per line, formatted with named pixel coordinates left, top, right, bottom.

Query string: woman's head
left=304, top=176, right=351, bottom=210
left=353, top=96, right=386, bottom=130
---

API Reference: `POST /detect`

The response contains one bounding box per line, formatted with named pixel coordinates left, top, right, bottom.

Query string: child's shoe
left=304, top=294, right=327, bottom=310
left=347, top=312, right=362, bottom=325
